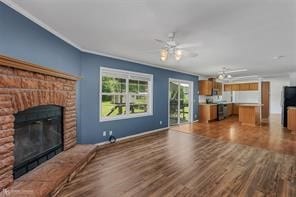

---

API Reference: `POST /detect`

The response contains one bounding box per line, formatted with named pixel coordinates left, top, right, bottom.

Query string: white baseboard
left=96, top=127, right=169, bottom=146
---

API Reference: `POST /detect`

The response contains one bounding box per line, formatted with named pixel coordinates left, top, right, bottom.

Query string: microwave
left=212, top=89, right=219, bottom=96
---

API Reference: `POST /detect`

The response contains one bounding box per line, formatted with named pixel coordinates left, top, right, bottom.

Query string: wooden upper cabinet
left=199, top=80, right=212, bottom=96
left=239, top=83, right=250, bottom=91
left=249, top=83, right=259, bottom=91
left=232, top=84, right=240, bottom=91
left=217, top=82, right=222, bottom=95
left=227, top=83, right=259, bottom=91
left=199, top=78, right=222, bottom=95
left=224, top=84, right=232, bottom=91
left=212, top=81, right=216, bottom=89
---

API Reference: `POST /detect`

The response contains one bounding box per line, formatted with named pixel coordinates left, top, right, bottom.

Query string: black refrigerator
left=282, top=86, right=296, bottom=127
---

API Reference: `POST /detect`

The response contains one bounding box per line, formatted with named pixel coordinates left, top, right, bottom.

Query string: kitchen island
left=238, top=104, right=263, bottom=126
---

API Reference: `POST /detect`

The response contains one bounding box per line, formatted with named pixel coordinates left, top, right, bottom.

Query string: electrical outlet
left=103, top=131, right=106, bottom=136
left=109, top=130, right=112, bottom=136
left=160, top=121, right=162, bottom=125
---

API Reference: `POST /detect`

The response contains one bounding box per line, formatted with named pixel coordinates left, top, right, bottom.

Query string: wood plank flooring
left=59, top=129, right=296, bottom=197
left=174, top=114, right=296, bottom=155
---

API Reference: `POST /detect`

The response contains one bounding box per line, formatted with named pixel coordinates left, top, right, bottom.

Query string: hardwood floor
left=174, top=114, right=296, bottom=155
left=59, top=128, right=296, bottom=196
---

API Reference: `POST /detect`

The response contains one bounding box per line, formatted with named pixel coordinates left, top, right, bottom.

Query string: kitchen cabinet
left=224, top=84, right=232, bottom=92
left=249, top=83, right=259, bottom=91
left=226, top=83, right=259, bottom=91
left=210, top=105, right=218, bottom=120
left=239, top=83, right=250, bottom=91
left=199, top=104, right=217, bottom=122
left=233, top=103, right=239, bottom=115
left=199, top=79, right=222, bottom=96
left=210, top=79, right=222, bottom=95
left=261, top=81, right=270, bottom=119
left=288, top=107, right=296, bottom=132
left=231, top=84, right=240, bottom=91
left=217, top=82, right=222, bottom=95
left=239, top=104, right=261, bottom=126
left=227, top=104, right=233, bottom=116
left=212, top=80, right=219, bottom=89
left=199, top=80, right=212, bottom=96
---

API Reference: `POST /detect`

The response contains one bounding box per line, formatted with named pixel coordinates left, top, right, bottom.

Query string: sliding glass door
left=179, top=83, right=190, bottom=123
left=169, top=81, right=179, bottom=125
left=169, top=79, right=193, bottom=126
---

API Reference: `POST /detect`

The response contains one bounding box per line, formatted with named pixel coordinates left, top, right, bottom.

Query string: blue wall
left=80, top=53, right=198, bottom=143
left=0, top=2, right=199, bottom=144
left=0, top=3, right=81, bottom=76
left=0, top=3, right=82, bottom=140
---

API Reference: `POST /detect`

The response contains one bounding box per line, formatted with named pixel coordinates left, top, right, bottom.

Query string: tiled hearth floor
left=1, top=145, right=97, bottom=197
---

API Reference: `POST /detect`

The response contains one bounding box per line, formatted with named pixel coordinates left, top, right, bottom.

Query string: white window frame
left=99, top=67, right=153, bottom=122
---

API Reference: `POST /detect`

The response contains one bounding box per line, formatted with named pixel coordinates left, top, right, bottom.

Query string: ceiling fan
left=155, top=32, right=198, bottom=62
left=217, top=67, right=248, bottom=80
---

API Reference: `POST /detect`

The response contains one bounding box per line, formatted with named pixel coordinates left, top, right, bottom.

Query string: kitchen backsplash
left=232, top=91, right=260, bottom=103
left=199, top=95, right=223, bottom=103
left=200, top=91, right=260, bottom=103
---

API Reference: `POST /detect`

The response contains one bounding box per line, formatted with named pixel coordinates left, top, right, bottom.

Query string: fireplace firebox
left=13, top=105, right=63, bottom=179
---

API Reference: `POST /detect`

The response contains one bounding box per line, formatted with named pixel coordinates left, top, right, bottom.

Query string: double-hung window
left=100, top=67, right=153, bottom=121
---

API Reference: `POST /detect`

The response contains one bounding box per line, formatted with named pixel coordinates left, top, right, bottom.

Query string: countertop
left=199, top=103, right=217, bottom=106
left=199, top=102, right=257, bottom=106
left=239, top=103, right=263, bottom=107
left=288, top=106, right=296, bottom=110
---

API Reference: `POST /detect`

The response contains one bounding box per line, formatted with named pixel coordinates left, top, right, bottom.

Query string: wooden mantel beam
left=0, top=54, right=80, bottom=81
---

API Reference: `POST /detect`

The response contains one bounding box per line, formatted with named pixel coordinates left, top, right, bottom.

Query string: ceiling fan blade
left=154, top=39, right=166, bottom=44
left=147, top=49, right=161, bottom=53
left=224, top=69, right=248, bottom=73
left=230, top=75, right=259, bottom=80
left=177, top=43, right=202, bottom=49
left=188, top=52, right=199, bottom=58
left=181, top=50, right=199, bottom=58
left=234, top=75, right=258, bottom=78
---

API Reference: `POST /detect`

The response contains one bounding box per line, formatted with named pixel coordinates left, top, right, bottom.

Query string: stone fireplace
left=0, top=55, right=79, bottom=190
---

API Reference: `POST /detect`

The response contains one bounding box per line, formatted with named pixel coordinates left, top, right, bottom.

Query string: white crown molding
left=2, top=0, right=201, bottom=77
left=81, top=49, right=201, bottom=76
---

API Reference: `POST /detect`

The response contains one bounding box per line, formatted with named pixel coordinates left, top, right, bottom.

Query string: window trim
left=99, top=67, right=153, bottom=122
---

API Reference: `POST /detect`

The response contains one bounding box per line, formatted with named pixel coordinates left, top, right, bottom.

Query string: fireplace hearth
left=13, top=105, right=63, bottom=179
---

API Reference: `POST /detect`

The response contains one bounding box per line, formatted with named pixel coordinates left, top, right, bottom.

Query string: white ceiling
left=5, top=0, right=296, bottom=77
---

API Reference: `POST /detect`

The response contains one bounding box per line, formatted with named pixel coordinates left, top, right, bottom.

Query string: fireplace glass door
left=13, top=105, right=63, bottom=179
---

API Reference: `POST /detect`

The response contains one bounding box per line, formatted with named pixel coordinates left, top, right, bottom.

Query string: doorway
left=169, top=79, right=193, bottom=126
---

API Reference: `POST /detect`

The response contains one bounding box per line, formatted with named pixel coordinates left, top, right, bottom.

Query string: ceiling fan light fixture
left=160, top=56, right=168, bottom=62
left=160, top=48, right=168, bottom=61
left=174, top=49, right=182, bottom=61
left=217, top=67, right=247, bottom=80
left=156, top=33, right=195, bottom=62
left=175, top=49, right=182, bottom=56
left=218, top=74, right=224, bottom=80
